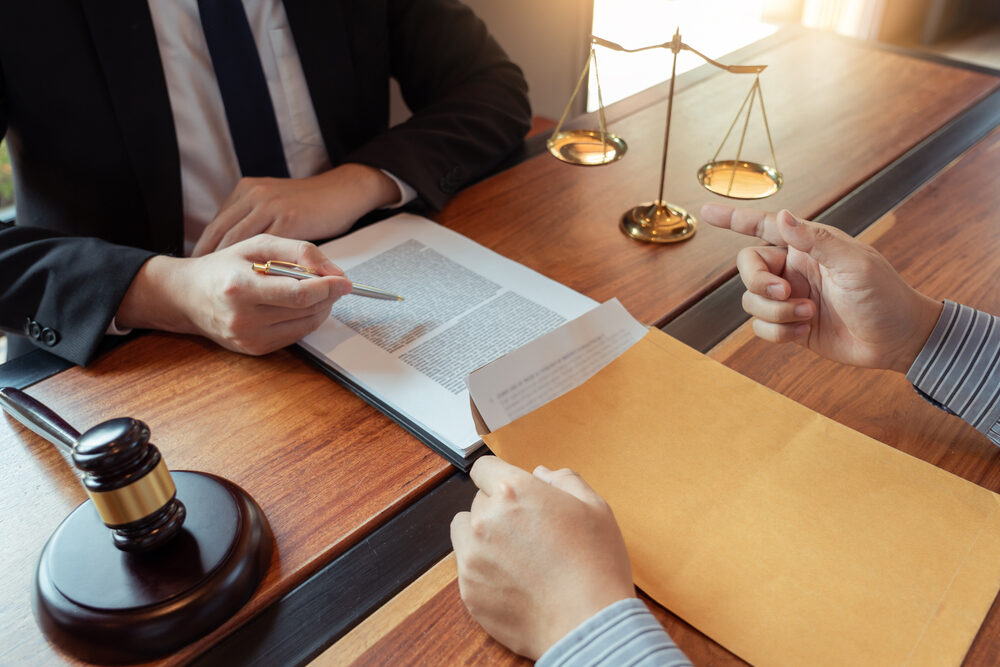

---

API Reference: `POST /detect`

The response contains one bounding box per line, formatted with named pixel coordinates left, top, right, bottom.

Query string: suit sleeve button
left=42, top=328, right=59, bottom=347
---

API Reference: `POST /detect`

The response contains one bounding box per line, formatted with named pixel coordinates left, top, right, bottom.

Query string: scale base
left=33, top=471, right=272, bottom=665
left=620, top=201, right=697, bottom=243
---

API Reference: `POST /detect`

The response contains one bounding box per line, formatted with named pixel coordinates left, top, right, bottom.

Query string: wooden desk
left=326, top=116, right=1000, bottom=667
left=0, top=337, right=457, bottom=665
left=1, top=28, right=998, bottom=666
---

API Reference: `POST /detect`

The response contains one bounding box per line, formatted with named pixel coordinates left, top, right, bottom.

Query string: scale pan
left=698, top=160, right=782, bottom=199
left=547, top=130, right=627, bottom=166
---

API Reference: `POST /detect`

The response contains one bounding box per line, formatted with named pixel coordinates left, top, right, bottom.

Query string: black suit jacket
left=0, top=0, right=530, bottom=365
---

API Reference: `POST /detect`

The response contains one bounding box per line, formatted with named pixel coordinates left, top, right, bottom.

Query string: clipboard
left=295, top=345, right=486, bottom=472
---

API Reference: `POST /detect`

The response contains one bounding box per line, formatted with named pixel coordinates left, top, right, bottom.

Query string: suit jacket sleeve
left=0, top=226, right=154, bottom=367
left=344, top=0, right=532, bottom=210
left=0, top=40, right=157, bottom=366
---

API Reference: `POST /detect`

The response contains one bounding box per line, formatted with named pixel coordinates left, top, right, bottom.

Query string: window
left=588, top=0, right=777, bottom=110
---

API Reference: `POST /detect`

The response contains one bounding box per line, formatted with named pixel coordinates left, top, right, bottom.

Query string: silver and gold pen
left=251, top=260, right=404, bottom=301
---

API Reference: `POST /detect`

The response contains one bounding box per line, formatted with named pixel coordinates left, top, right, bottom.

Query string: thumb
left=777, top=210, right=862, bottom=270
left=534, top=465, right=604, bottom=507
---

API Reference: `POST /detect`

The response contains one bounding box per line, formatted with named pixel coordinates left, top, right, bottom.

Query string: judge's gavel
left=73, top=417, right=187, bottom=552
left=0, top=386, right=273, bottom=665
left=3, top=388, right=188, bottom=552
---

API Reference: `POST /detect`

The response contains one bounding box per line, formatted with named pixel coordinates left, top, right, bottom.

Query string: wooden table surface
left=325, top=117, right=1000, bottom=667
left=0, top=337, right=453, bottom=665
left=1, top=28, right=998, bottom=666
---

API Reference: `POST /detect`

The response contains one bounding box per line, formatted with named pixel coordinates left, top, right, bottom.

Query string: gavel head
left=72, top=418, right=186, bottom=553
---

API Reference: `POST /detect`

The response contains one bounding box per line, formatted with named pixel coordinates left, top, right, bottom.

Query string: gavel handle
left=0, top=387, right=80, bottom=453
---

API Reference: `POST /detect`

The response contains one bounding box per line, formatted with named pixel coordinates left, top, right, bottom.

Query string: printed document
left=299, top=213, right=596, bottom=458
left=467, top=299, right=648, bottom=432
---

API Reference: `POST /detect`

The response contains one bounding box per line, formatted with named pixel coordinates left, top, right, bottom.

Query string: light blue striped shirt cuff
left=536, top=598, right=692, bottom=667
left=907, top=300, right=1000, bottom=446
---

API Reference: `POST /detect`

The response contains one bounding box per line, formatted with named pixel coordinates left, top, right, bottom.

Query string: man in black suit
left=0, top=0, right=530, bottom=365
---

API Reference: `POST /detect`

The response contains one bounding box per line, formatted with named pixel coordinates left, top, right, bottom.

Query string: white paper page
left=299, top=213, right=596, bottom=455
left=466, top=299, right=647, bottom=432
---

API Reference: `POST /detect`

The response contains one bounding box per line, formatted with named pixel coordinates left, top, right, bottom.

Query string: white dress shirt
left=146, top=0, right=414, bottom=256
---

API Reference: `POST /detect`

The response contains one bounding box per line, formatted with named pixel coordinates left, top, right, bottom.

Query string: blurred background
left=2, top=0, right=999, bottom=364
left=454, top=0, right=1000, bottom=124
left=586, top=0, right=1000, bottom=111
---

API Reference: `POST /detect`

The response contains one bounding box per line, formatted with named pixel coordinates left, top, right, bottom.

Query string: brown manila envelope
left=467, top=301, right=1000, bottom=666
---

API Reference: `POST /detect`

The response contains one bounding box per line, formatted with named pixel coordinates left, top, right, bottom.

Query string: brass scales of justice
left=547, top=28, right=782, bottom=243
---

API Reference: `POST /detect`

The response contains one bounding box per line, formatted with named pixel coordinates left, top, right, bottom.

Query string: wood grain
left=438, top=30, right=999, bottom=329
left=320, top=555, right=462, bottom=666
left=324, top=105, right=1000, bottom=667
left=331, top=554, right=734, bottom=667
left=0, top=335, right=452, bottom=665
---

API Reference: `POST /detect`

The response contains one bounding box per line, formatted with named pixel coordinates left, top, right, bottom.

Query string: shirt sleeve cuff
left=536, top=598, right=692, bottom=667
left=105, top=317, right=133, bottom=337
left=906, top=300, right=1000, bottom=446
left=379, top=169, right=417, bottom=209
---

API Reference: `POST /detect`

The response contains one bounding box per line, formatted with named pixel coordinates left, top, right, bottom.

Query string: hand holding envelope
left=460, top=299, right=1000, bottom=666
left=450, top=457, right=635, bottom=660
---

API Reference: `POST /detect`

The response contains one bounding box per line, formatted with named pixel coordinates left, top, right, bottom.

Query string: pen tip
left=397, top=296, right=405, bottom=301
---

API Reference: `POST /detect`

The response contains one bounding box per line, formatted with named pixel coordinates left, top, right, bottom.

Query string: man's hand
left=116, top=234, right=351, bottom=355
left=450, top=456, right=635, bottom=660
left=702, top=204, right=942, bottom=372
left=191, top=163, right=400, bottom=256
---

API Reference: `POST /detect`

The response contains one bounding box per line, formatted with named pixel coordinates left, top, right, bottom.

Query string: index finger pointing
left=701, top=204, right=786, bottom=246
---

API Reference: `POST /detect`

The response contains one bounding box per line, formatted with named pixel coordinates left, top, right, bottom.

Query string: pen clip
left=269, top=260, right=317, bottom=275
left=252, top=260, right=318, bottom=276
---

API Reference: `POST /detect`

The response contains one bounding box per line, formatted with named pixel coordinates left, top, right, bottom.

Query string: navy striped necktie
left=197, top=0, right=290, bottom=178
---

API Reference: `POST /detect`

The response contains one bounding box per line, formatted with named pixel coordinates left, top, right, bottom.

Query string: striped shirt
left=536, top=598, right=692, bottom=667
left=907, top=301, right=1000, bottom=446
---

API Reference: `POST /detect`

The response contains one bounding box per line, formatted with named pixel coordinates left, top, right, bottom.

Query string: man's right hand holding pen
left=115, top=234, right=352, bottom=356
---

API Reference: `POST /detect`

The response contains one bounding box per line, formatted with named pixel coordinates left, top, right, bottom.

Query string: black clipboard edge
left=291, top=345, right=488, bottom=473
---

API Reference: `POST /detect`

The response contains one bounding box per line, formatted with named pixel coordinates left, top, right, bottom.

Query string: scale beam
left=546, top=27, right=783, bottom=242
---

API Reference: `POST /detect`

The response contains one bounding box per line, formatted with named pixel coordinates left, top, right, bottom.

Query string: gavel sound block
left=0, top=387, right=273, bottom=665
